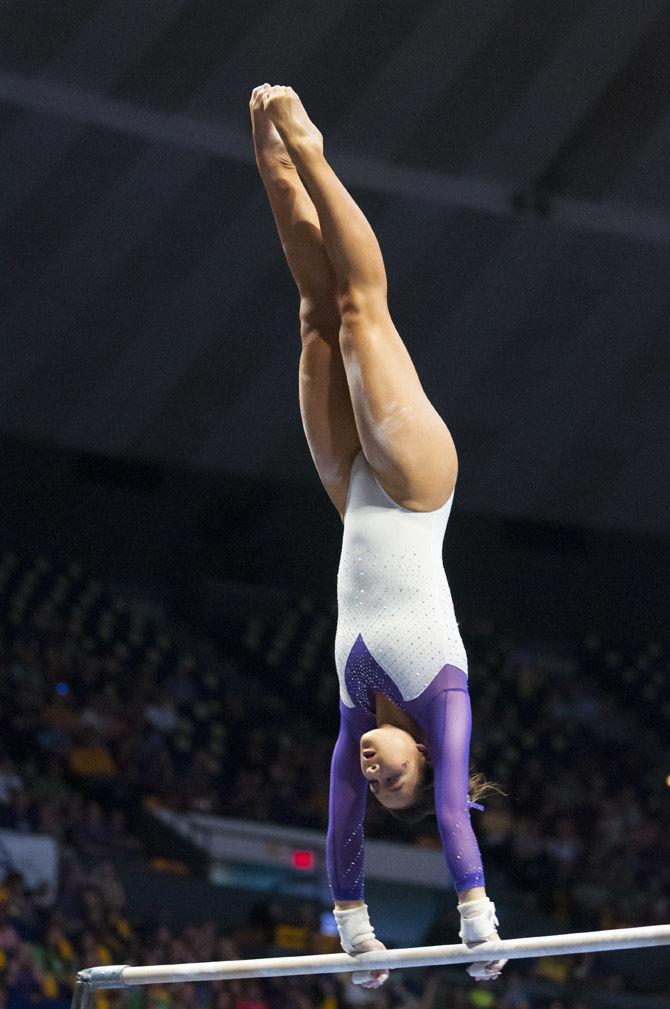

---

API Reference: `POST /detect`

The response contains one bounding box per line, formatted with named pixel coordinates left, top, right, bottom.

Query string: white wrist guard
left=333, top=904, right=376, bottom=954
left=457, top=896, right=499, bottom=943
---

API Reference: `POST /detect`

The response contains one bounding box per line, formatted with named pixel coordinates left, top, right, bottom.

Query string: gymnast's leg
left=250, top=85, right=360, bottom=520
left=261, top=85, right=457, bottom=512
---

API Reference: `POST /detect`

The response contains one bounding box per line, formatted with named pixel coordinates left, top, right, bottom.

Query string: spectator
left=68, top=731, right=118, bottom=780
left=0, top=761, right=23, bottom=805
left=0, top=907, right=20, bottom=956
left=0, top=791, right=37, bottom=832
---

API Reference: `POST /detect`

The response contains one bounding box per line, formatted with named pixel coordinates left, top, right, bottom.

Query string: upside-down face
left=359, top=725, right=430, bottom=808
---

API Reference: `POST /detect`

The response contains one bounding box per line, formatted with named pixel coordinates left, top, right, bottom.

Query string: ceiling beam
left=0, top=0, right=192, bottom=222
left=472, top=0, right=667, bottom=185
left=0, top=69, right=667, bottom=246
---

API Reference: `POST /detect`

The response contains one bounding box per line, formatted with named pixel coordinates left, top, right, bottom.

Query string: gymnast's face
left=359, top=726, right=429, bottom=808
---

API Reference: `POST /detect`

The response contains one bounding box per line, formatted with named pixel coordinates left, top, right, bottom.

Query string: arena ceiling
left=1, top=0, right=669, bottom=535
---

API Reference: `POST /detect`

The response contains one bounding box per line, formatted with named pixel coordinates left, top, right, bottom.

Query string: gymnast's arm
left=416, top=687, right=486, bottom=893
left=327, top=702, right=390, bottom=987
left=416, top=688, right=506, bottom=979
left=326, top=701, right=373, bottom=904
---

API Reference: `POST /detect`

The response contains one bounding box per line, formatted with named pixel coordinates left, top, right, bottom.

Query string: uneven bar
left=76, top=924, right=670, bottom=989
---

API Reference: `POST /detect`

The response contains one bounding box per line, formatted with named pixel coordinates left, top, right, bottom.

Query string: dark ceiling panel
left=111, top=0, right=271, bottom=110
left=1, top=127, right=144, bottom=310
left=0, top=1, right=668, bottom=535
left=295, top=0, right=437, bottom=129
left=0, top=101, right=20, bottom=139
left=328, top=0, right=509, bottom=164
left=397, top=0, right=588, bottom=174
left=386, top=209, right=515, bottom=339
left=537, top=5, right=670, bottom=199
left=44, top=0, right=195, bottom=93
left=57, top=181, right=276, bottom=455
left=1, top=0, right=101, bottom=74
left=128, top=260, right=294, bottom=464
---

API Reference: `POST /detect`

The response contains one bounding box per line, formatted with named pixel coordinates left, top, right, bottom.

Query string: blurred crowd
left=1, top=549, right=668, bottom=1009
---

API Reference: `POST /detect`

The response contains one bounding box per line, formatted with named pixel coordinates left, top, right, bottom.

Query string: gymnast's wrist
left=333, top=902, right=376, bottom=954
left=334, top=900, right=365, bottom=909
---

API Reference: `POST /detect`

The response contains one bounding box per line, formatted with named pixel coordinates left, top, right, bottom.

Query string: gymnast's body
left=250, top=84, right=507, bottom=986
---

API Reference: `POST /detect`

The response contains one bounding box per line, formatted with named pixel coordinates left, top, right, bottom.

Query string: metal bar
left=76, top=924, right=670, bottom=988
left=70, top=981, right=94, bottom=1009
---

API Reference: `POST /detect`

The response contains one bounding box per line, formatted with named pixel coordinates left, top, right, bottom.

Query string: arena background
left=0, top=4, right=668, bottom=1009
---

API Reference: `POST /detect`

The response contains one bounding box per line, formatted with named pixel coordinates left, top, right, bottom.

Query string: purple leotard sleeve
left=326, top=701, right=375, bottom=901
left=327, top=677, right=484, bottom=899
left=414, top=686, right=485, bottom=892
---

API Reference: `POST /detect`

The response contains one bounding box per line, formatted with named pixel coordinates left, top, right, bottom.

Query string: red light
left=292, top=850, right=314, bottom=870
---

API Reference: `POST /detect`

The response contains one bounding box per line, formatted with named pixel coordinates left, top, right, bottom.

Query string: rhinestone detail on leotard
left=344, top=633, right=404, bottom=714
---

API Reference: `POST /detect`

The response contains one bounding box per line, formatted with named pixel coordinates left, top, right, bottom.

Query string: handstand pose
left=249, top=84, right=506, bottom=986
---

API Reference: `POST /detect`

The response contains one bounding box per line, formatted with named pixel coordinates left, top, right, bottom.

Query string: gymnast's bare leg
left=260, top=85, right=458, bottom=512
left=259, top=84, right=505, bottom=981
left=250, top=85, right=360, bottom=520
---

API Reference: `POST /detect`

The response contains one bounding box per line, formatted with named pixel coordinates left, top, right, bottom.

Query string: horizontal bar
left=77, top=924, right=670, bottom=987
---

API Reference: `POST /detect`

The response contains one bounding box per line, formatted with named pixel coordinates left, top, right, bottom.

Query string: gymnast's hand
left=458, top=896, right=507, bottom=982
left=348, top=936, right=390, bottom=989
left=333, top=903, right=389, bottom=988
left=464, top=933, right=507, bottom=982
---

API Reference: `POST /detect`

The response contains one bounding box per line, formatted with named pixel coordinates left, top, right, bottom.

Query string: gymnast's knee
left=337, top=284, right=389, bottom=325
left=299, top=295, right=341, bottom=338
left=338, top=303, right=393, bottom=360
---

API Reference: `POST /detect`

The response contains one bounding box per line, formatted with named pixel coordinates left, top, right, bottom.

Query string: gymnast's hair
left=388, top=768, right=504, bottom=824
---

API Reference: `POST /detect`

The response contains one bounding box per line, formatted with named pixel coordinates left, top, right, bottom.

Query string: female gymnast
left=249, top=84, right=506, bottom=987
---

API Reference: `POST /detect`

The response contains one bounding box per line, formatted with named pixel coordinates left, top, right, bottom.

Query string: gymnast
left=249, top=84, right=507, bottom=987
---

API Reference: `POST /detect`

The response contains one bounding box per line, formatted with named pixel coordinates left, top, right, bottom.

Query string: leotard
left=327, top=449, right=485, bottom=900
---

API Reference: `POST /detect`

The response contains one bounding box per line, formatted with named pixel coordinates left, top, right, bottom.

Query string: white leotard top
left=335, top=449, right=468, bottom=708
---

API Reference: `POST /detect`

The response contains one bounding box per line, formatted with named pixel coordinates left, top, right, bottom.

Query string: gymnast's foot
left=249, top=84, right=296, bottom=174
left=260, top=85, right=324, bottom=158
